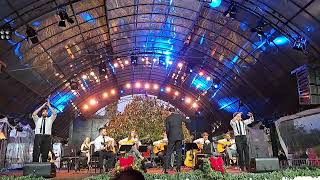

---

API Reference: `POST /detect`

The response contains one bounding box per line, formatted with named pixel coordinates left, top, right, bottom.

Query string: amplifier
left=23, top=162, right=56, bottom=178
left=250, top=157, right=280, bottom=172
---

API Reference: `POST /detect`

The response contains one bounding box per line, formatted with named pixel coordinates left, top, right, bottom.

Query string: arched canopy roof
left=0, top=0, right=319, bottom=137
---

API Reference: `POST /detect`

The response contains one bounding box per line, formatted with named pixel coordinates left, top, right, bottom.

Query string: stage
left=0, top=167, right=242, bottom=179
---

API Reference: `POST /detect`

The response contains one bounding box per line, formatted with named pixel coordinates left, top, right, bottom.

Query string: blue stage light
left=160, top=88, right=164, bottom=92
left=272, top=36, right=289, bottom=46
left=209, top=0, right=222, bottom=8
left=80, top=12, right=96, bottom=24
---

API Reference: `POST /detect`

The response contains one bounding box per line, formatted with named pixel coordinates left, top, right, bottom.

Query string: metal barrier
left=280, top=158, right=320, bottom=169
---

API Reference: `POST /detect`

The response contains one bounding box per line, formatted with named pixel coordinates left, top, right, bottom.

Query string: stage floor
left=0, top=167, right=242, bottom=179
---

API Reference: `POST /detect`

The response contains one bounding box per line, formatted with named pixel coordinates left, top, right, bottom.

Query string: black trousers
left=235, top=135, right=250, bottom=169
left=33, top=134, right=52, bottom=162
left=164, top=140, right=182, bottom=171
left=94, top=151, right=116, bottom=169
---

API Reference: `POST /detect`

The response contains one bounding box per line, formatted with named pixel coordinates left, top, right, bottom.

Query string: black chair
left=88, top=144, right=100, bottom=173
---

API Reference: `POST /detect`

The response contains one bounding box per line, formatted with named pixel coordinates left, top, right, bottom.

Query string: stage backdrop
left=70, top=95, right=191, bottom=147
left=275, top=108, right=320, bottom=158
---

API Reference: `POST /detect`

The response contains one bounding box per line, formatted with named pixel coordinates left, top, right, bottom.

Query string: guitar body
left=217, top=141, right=232, bottom=153
left=153, top=143, right=166, bottom=154
left=184, top=150, right=197, bottom=168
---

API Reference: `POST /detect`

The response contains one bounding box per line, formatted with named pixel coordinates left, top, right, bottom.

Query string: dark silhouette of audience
left=112, top=169, right=145, bottom=180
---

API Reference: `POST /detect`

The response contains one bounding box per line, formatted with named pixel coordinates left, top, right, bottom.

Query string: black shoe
left=176, top=168, right=181, bottom=172
left=163, top=169, right=168, bottom=174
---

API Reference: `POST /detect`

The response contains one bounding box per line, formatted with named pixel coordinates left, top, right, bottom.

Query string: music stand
left=185, top=143, right=199, bottom=151
left=119, top=145, right=133, bottom=153
left=138, top=145, right=148, bottom=153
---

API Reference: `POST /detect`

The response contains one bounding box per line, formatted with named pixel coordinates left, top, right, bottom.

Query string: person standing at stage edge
left=164, top=107, right=190, bottom=173
left=230, top=112, right=254, bottom=171
left=32, top=97, right=57, bottom=162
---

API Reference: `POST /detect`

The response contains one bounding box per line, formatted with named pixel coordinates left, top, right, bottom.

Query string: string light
left=83, top=104, right=89, bottom=110
left=89, top=99, right=97, bottom=105
left=144, top=83, right=150, bottom=89
left=125, top=83, right=131, bottom=89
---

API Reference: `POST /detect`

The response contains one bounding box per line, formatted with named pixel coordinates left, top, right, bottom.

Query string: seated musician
left=153, top=132, right=168, bottom=165
left=92, top=127, right=116, bottom=172
left=80, top=137, right=91, bottom=167
left=119, top=130, right=144, bottom=160
left=217, top=133, right=236, bottom=165
left=193, top=132, right=213, bottom=155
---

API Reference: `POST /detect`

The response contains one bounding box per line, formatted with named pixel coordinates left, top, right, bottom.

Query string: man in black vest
left=230, top=112, right=254, bottom=171
left=164, top=107, right=190, bottom=173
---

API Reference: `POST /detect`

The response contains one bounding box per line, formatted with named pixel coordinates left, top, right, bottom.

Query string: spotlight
left=251, top=19, right=268, bottom=37
left=89, top=99, right=97, bottom=105
left=159, top=56, right=166, bottom=66
left=0, top=24, right=13, bottom=40
left=26, top=25, right=39, bottom=44
left=165, top=87, right=171, bottom=92
left=223, top=1, right=237, bottom=19
left=110, top=89, right=116, bottom=95
left=199, top=71, right=204, bottom=76
left=153, top=84, right=159, bottom=90
left=131, top=54, right=138, bottom=66
left=174, top=91, right=179, bottom=96
left=124, top=60, right=129, bottom=65
left=103, top=92, right=108, bottom=98
left=113, top=63, right=119, bottom=68
left=90, top=71, right=95, bottom=76
left=57, top=8, right=74, bottom=27
left=192, top=102, right=198, bottom=108
left=177, top=62, right=183, bottom=68
left=99, top=62, right=108, bottom=75
left=83, top=104, right=89, bottom=110
left=82, top=74, right=88, bottom=79
left=185, top=97, right=192, bottom=104
left=293, top=36, right=308, bottom=53
left=135, top=82, right=141, bottom=88
left=125, top=83, right=131, bottom=89
left=144, top=83, right=150, bottom=89
left=206, top=76, right=211, bottom=81
left=70, top=79, right=79, bottom=90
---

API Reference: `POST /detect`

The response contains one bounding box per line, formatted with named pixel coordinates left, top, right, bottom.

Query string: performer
left=230, top=112, right=254, bottom=171
left=32, top=97, right=57, bottom=162
left=164, top=107, right=190, bottom=173
left=92, top=127, right=116, bottom=172
left=119, top=130, right=144, bottom=160
left=81, top=137, right=91, bottom=167
left=193, top=132, right=213, bottom=155
left=217, top=133, right=236, bottom=165
left=153, top=131, right=168, bottom=165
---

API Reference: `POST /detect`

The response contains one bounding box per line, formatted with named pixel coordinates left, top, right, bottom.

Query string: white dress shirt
left=153, top=138, right=168, bottom=146
left=230, top=116, right=254, bottom=136
left=32, top=114, right=57, bottom=135
left=193, top=138, right=211, bottom=145
left=92, top=135, right=115, bottom=152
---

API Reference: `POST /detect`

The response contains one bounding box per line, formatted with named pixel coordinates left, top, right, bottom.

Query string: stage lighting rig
left=131, top=54, right=138, bottom=66
left=223, top=1, right=237, bottom=19
left=0, top=24, right=13, bottom=40
left=26, top=25, right=39, bottom=44
left=251, top=19, right=268, bottom=38
left=293, top=36, right=308, bottom=53
left=57, top=7, right=74, bottom=27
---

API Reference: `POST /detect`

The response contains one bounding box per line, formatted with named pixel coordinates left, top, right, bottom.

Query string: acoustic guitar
left=102, top=140, right=116, bottom=153
left=216, top=140, right=234, bottom=153
left=153, top=142, right=166, bottom=154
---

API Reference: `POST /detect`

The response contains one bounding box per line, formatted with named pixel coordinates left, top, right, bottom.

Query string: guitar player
left=91, top=127, right=116, bottom=172
left=217, top=133, right=236, bottom=165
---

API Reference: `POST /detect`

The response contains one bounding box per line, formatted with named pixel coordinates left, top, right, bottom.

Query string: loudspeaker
left=23, top=162, right=56, bottom=178
left=250, top=157, right=279, bottom=172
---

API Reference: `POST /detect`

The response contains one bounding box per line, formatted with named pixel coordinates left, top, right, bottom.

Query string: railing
left=280, top=158, right=320, bottom=169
